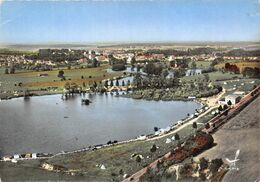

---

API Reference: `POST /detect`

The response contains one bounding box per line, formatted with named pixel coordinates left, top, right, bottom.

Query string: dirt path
left=149, top=89, right=226, bottom=141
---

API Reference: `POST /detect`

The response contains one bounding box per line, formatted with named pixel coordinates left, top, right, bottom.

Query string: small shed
left=32, top=153, right=37, bottom=159
left=13, top=154, right=20, bottom=159
left=225, top=94, right=241, bottom=105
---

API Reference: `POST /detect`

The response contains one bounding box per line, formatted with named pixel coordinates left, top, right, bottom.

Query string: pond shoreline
left=1, top=89, right=196, bottom=102
left=1, top=99, right=205, bottom=160
left=0, top=92, right=204, bottom=158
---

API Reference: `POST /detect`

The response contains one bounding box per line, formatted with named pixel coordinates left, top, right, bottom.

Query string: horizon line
left=1, top=40, right=260, bottom=46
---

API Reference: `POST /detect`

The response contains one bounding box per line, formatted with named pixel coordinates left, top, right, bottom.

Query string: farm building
left=225, top=94, right=242, bottom=105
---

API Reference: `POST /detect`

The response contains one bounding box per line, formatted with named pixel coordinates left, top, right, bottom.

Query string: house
left=13, top=154, right=20, bottom=159
left=32, top=153, right=37, bottom=159
left=225, top=94, right=242, bottom=105
left=185, top=69, right=202, bottom=76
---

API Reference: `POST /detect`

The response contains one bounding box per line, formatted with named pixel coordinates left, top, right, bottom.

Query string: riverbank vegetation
left=125, top=61, right=223, bottom=100
left=6, top=123, right=202, bottom=181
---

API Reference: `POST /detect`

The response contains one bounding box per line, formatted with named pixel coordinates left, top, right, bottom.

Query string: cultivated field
left=0, top=65, right=122, bottom=91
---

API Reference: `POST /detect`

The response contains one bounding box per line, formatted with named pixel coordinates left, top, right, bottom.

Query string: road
left=124, top=86, right=259, bottom=182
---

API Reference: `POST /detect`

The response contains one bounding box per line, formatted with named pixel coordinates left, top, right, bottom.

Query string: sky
left=0, top=0, right=260, bottom=44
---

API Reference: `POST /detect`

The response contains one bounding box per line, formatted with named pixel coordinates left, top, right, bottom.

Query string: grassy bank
left=1, top=120, right=201, bottom=181
left=0, top=65, right=123, bottom=98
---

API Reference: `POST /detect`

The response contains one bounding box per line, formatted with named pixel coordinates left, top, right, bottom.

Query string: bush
left=57, top=70, right=64, bottom=78
left=209, top=159, right=223, bottom=173
left=218, top=105, right=223, bottom=111
left=150, top=144, right=157, bottom=153
left=192, top=122, right=197, bottom=129
left=112, top=64, right=126, bottom=71
left=175, top=133, right=180, bottom=140
left=223, top=104, right=228, bottom=110
left=205, top=123, right=210, bottom=129
left=199, top=157, right=208, bottom=170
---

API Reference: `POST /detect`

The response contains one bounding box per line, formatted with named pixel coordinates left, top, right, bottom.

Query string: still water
left=0, top=94, right=200, bottom=156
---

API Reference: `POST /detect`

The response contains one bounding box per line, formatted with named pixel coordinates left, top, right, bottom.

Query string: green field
left=188, top=60, right=212, bottom=69
left=181, top=71, right=242, bottom=82
left=0, top=65, right=122, bottom=92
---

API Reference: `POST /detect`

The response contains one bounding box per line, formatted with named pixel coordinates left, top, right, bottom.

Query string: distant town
left=0, top=44, right=259, bottom=99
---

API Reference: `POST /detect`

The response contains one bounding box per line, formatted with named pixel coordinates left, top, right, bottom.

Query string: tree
left=10, top=67, right=15, bottom=74
left=175, top=133, right=180, bottom=140
left=119, top=169, right=124, bottom=175
left=227, top=100, right=232, bottom=106
left=225, top=63, right=231, bottom=70
left=93, top=81, right=97, bottom=89
left=174, top=68, right=186, bottom=78
left=64, top=82, right=78, bottom=93
left=127, top=80, right=131, bottom=86
left=154, top=127, right=159, bottom=132
left=136, top=64, right=141, bottom=72
left=203, top=74, right=210, bottom=82
left=205, top=123, right=210, bottom=129
left=104, top=80, right=109, bottom=88
left=150, top=144, right=157, bottom=153
left=110, top=80, right=114, bottom=87
left=191, top=61, right=197, bottom=69
left=4, top=68, right=9, bottom=74
left=122, top=80, right=125, bottom=87
left=223, top=104, right=228, bottom=110
left=112, top=64, right=126, bottom=71
left=130, top=57, right=136, bottom=66
left=199, top=157, right=208, bottom=170
left=209, top=159, right=223, bottom=173
left=58, top=70, right=64, bottom=78
left=218, top=105, right=223, bottom=111
left=143, top=63, right=163, bottom=75
left=116, top=79, right=119, bottom=86
left=192, top=122, right=197, bottom=129
left=242, top=67, right=260, bottom=78
left=136, top=155, right=142, bottom=163
left=211, top=57, right=224, bottom=66
left=91, top=58, right=99, bottom=68
left=161, top=69, right=169, bottom=78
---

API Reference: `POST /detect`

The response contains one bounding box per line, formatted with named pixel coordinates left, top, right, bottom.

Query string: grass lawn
left=219, top=78, right=260, bottom=96
left=181, top=71, right=242, bottom=82
left=42, top=124, right=198, bottom=181
left=0, top=65, right=122, bottom=91
left=0, top=123, right=200, bottom=181
left=188, top=60, right=212, bottom=69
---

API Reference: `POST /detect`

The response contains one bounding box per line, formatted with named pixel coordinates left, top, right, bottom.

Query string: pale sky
left=0, top=0, right=260, bottom=44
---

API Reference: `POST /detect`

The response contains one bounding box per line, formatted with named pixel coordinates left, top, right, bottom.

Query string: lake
left=0, top=94, right=201, bottom=156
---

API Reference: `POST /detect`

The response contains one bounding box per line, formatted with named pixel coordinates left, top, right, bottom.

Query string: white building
left=225, top=94, right=242, bottom=105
